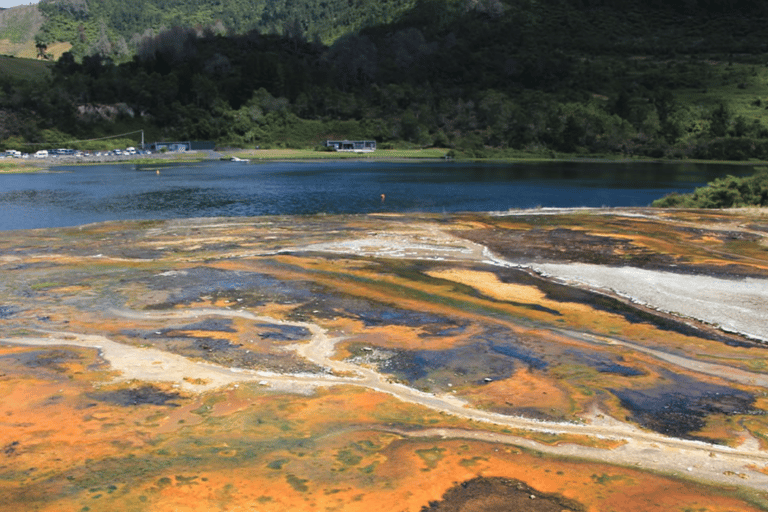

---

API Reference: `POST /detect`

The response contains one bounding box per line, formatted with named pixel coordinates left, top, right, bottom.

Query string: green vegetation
left=335, top=449, right=362, bottom=466
left=415, top=446, right=445, bottom=470
left=0, top=55, right=51, bottom=81
left=231, top=148, right=449, bottom=160
left=4, top=0, right=768, bottom=160
left=36, top=0, right=419, bottom=59
left=459, top=456, right=487, bottom=467
left=0, top=5, right=42, bottom=44
left=266, top=459, right=288, bottom=470
left=285, top=473, right=308, bottom=492
left=653, top=168, right=768, bottom=208
left=0, top=161, right=44, bottom=173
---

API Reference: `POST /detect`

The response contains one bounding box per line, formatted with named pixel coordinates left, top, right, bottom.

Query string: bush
left=653, top=167, right=768, bottom=208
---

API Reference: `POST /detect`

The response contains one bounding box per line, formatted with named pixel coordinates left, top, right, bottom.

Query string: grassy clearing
left=375, top=148, right=450, bottom=159
left=676, top=62, right=768, bottom=127
left=0, top=160, right=44, bottom=173
left=0, top=5, right=42, bottom=44
left=232, top=148, right=450, bottom=160
left=0, top=40, right=73, bottom=60
left=120, top=153, right=209, bottom=164
left=51, top=153, right=209, bottom=166
left=0, top=54, right=51, bottom=81
left=140, top=154, right=208, bottom=164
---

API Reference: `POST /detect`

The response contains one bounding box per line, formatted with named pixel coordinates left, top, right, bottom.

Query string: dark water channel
left=0, top=159, right=752, bottom=231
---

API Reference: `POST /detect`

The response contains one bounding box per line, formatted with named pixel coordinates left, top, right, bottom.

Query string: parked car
left=34, top=150, right=49, bottom=158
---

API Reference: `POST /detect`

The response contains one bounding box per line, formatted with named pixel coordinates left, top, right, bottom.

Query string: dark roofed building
left=150, top=141, right=216, bottom=152
left=325, top=140, right=376, bottom=152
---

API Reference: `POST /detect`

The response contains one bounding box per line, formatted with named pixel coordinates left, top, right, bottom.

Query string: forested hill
left=34, top=0, right=768, bottom=61
left=35, top=0, right=418, bottom=58
left=4, top=0, right=768, bottom=160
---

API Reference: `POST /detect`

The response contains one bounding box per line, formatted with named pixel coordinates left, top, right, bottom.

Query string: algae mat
left=1, top=209, right=768, bottom=511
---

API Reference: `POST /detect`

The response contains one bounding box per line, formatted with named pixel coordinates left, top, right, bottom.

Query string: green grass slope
left=0, top=54, right=51, bottom=81
left=0, top=5, right=45, bottom=58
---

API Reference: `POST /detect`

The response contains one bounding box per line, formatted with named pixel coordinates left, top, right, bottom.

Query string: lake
left=0, top=159, right=752, bottom=231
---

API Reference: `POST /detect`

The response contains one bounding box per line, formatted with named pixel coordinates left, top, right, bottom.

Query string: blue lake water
left=0, top=159, right=752, bottom=231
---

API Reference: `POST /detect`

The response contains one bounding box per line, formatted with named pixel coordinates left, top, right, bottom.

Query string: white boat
left=230, top=156, right=250, bottom=162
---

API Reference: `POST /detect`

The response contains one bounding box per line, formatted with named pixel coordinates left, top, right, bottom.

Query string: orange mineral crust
left=1, top=210, right=768, bottom=511
left=2, top=374, right=763, bottom=512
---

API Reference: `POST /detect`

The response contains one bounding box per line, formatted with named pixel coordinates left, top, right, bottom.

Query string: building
left=325, top=140, right=376, bottom=152
left=150, top=141, right=216, bottom=152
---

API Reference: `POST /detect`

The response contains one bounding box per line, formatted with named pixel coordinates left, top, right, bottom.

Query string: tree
left=478, top=90, right=513, bottom=146
left=732, top=115, right=749, bottom=137
left=709, top=103, right=730, bottom=137
left=325, top=34, right=378, bottom=92
left=89, top=19, right=113, bottom=57
left=35, top=35, right=50, bottom=60
left=560, top=114, right=584, bottom=152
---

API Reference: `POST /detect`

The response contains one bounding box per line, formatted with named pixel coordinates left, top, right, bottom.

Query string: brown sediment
left=419, top=476, right=585, bottom=512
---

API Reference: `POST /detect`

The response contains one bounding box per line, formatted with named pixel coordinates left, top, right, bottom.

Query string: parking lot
left=2, top=147, right=157, bottom=163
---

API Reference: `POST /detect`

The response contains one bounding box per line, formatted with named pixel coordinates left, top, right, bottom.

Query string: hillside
left=35, top=0, right=420, bottom=59
left=13, top=0, right=768, bottom=62
left=0, top=4, right=44, bottom=58
left=0, top=54, right=52, bottom=81
left=4, top=0, right=768, bottom=63
left=3, top=0, right=768, bottom=160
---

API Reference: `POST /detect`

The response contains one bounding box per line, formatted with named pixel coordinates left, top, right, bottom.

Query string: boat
left=230, top=156, right=250, bottom=162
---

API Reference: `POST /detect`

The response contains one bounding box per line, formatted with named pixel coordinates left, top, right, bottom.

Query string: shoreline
left=226, top=148, right=768, bottom=166
left=2, top=148, right=768, bottom=173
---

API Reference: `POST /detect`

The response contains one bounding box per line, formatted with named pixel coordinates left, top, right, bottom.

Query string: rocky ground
left=0, top=208, right=767, bottom=511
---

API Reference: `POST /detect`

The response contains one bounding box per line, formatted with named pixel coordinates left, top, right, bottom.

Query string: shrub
left=653, top=167, right=768, bottom=208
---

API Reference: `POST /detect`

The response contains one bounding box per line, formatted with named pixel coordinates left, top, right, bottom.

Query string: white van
left=5, top=150, right=21, bottom=158
left=34, top=150, right=49, bottom=158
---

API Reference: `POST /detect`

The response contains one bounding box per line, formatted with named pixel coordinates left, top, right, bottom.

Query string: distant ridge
left=7, top=0, right=768, bottom=61
left=34, top=0, right=420, bottom=60
left=0, top=4, right=44, bottom=58
left=3, top=0, right=768, bottom=162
